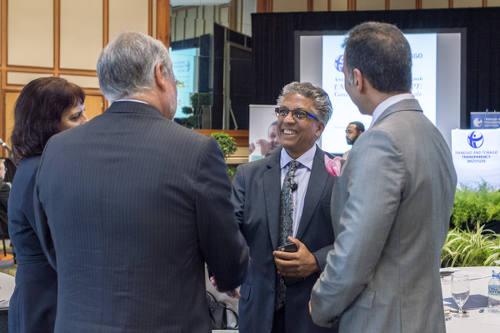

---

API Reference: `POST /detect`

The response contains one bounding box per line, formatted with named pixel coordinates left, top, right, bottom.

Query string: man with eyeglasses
left=231, top=82, right=337, bottom=333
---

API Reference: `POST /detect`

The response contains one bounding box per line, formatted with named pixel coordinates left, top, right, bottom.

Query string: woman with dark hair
left=8, top=77, right=87, bottom=333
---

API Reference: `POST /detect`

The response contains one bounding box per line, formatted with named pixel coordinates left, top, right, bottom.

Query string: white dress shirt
left=280, top=144, right=316, bottom=237
left=369, top=93, right=414, bottom=128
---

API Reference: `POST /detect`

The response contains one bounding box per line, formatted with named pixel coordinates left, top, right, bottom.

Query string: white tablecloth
left=442, top=266, right=500, bottom=332
left=0, top=272, right=15, bottom=309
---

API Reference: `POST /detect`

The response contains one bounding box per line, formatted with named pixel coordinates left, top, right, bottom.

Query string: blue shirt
left=280, top=144, right=316, bottom=237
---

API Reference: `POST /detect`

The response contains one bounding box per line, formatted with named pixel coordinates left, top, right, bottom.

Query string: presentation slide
left=299, top=31, right=462, bottom=154
left=321, top=33, right=437, bottom=153
left=170, top=47, right=199, bottom=119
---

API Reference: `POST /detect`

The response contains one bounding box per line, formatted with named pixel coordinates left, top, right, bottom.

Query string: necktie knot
left=288, top=160, right=300, bottom=173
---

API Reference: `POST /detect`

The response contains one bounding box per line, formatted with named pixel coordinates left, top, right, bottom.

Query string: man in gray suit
left=34, top=32, right=248, bottom=333
left=310, top=22, right=457, bottom=332
left=231, top=82, right=337, bottom=333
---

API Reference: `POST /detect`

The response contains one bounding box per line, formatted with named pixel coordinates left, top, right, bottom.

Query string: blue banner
left=471, top=112, right=500, bottom=129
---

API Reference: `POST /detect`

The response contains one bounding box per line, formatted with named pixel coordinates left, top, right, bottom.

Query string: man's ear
left=154, top=62, right=167, bottom=91
left=352, top=68, right=363, bottom=91
left=315, top=121, right=325, bottom=139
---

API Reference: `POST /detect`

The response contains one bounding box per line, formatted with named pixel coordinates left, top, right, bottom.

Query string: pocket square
left=324, top=155, right=343, bottom=177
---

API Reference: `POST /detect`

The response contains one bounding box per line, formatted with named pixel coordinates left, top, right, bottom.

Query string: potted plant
left=210, top=132, right=237, bottom=179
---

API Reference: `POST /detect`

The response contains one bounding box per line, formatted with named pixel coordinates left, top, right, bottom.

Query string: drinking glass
left=451, top=273, right=470, bottom=317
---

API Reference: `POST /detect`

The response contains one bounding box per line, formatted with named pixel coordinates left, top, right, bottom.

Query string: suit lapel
left=295, top=148, right=329, bottom=239
left=263, top=151, right=282, bottom=251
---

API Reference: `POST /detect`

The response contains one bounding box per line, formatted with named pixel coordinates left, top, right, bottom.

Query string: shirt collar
left=280, top=144, right=316, bottom=170
left=369, top=93, right=414, bottom=128
left=113, top=98, right=148, bottom=105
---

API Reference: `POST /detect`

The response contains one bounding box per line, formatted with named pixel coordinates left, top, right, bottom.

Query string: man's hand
left=273, top=237, right=320, bottom=278
left=209, top=276, right=241, bottom=298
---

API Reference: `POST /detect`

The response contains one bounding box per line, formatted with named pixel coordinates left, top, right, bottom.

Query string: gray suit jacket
left=232, top=147, right=337, bottom=333
left=34, top=101, right=248, bottom=333
left=310, top=99, right=457, bottom=333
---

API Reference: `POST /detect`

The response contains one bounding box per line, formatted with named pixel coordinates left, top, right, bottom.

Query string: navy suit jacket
left=232, top=147, right=337, bottom=333
left=34, top=101, right=248, bottom=333
left=8, top=156, right=57, bottom=333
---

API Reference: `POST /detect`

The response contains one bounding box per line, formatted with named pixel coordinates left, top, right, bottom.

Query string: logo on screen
left=467, top=131, right=484, bottom=148
left=472, top=117, right=483, bottom=128
left=335, top=55, right=344, bottom=72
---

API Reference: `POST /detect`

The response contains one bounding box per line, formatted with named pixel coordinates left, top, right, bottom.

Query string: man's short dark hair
left=349, top=121, right=365, bottom=133
left=343, top=22, right=412, bottom=93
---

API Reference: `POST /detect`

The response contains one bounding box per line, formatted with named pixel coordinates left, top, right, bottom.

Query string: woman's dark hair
left=11, top=77, right=85, bottom=161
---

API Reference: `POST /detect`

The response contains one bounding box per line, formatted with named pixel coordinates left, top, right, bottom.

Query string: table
left=0, top=272, right=14, bottom=309
left=442, top=266, right=500, bottom=332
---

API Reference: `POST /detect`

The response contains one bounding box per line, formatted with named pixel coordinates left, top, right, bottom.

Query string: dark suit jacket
left=34, top=101, right=249, bottom=333
left=0, top=181, right=10, bottom=237
left=232, top=147, right=336, bottom=333
left=8, top=156, right=57, bottom=333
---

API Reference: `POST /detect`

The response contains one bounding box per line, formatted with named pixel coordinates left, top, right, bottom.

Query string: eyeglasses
left=275, top=107, right=319, bottom=121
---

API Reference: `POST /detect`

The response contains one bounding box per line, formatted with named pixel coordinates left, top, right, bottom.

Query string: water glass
left=451, top=273, right=470, bottom=317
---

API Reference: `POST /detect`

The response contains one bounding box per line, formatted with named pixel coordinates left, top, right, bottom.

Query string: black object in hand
left=278, top=242, right=298, bottom=252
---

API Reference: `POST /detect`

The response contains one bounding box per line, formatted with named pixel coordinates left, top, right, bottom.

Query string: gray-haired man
left=232, top=82, right=337, bottom=333
left=34, top=32, right=248, bottom=333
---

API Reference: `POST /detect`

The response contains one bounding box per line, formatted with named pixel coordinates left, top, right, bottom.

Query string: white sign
left=321, top=33, right=437, bottom=154
left=249, top=105, right=278, bottom=162
left=452, top=129, right=500, bottom=189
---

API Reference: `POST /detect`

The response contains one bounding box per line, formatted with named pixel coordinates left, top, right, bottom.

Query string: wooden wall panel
left=357, top=0, right=385, bottom=10
left=332, top=0, right=348, bottom=11
left=0, top=4, right=2, bottom=65
left=8, top=0, right=53, bottom=67
left=152, top=0, right=157, bottom=37
left=175, top=10, right=185, bottom=41
left=7, top=72, right=52, bottom=86
left=488, top=0, right=500, bottom=5
left=60, top=0, right=102, bottom=70
left=237, top=0, right=242, bottom=31
left=59, top=74, right=100, bottom=89
left=273, top=0, right=308, bottom=12
left=4, top=91, right=19, bottom=146
left=83, top=94, right=104, bottom=120
left=454, top=0, right=482, bottom=7
left=185, top=7, right=197, bottom=39
left=195, top=8, right=205, bottom=36
left=220, top=7, right=230, bottom=27
left=242, top=0, right=256, bottom=36
left=422, top=0, right=449, bottom=8
left=204, top=6, right=215, bottom=35
left=313, top=0, right=329, bottom=10
left=390, top=0, right=416, bottom=9
left=109, top=0, right=149, bottom=41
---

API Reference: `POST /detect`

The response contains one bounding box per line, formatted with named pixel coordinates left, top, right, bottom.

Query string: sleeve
left=230, top=164, right=246, bottom=229
left=313, top=244, right=334, bottom=271
left=195, top=137, right=249, bottom=291
left=310, top=130, right=406, bottom=327
left=33, top=150, right=57, bottom=270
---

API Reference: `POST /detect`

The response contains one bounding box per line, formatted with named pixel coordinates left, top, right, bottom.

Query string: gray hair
left=97, top=32, right=173, bottom=102
left=277, top=82, right=333, bottom=125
